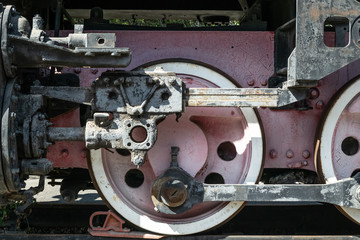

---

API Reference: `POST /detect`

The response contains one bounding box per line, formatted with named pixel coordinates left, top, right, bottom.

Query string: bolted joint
left=131, top=150, right=147, bottom=167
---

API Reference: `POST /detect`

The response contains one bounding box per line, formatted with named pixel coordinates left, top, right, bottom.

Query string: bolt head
left=269, top=149, right=277, bottom=159
left=247, top=79, right=255, bottom=86
left=302, top=150, right=311, bottom=159
left=286, top=150, right=294, bottom=158
left=309, top=88, right=320, bottom=99
left=316, top=100, right=325, bottom=110
left=260, top=79, right=268, bottom=86
left=80, top=149, right=87, bottom=158
left=61, top=149, right=69, bottom=158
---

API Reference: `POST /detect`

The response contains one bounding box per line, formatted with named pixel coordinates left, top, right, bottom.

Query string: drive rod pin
left=160, top=179, right=187, bottom=208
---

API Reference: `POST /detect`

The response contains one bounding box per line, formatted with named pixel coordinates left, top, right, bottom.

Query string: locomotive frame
left=0, top=0, right=359, bottom=236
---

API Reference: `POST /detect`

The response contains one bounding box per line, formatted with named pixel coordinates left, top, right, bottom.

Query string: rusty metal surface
left=287, top=0, right=360, bottom=87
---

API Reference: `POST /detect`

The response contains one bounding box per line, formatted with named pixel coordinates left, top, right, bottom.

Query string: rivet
left=316, top=100, right=325, bottom=110
left=302, top=160, right=308, bottom=166
left=247, top=79, right=255, bottom=86
left=73, top=68, right=81, bottom=74
left=309, top=88, right=319, bottom=99
left=61, top=149, right=69, bottom=158
left=80, top=148, right=87, bottom=158
left=302, top=150, right=311, bottom=159
left=269, top=149, right=278, bottom=159
left=286, top=150, right=294, bottom=158
left=91, top=68, right=98, bottom=74
left=318, top=80, right=323, bottom=87
left=260, top=79, right=268, bottom=86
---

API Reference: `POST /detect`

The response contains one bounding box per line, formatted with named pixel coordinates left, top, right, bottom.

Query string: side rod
left=31, top=86, right=308, bottom=108
left=203, top=177, right=360, bottom=209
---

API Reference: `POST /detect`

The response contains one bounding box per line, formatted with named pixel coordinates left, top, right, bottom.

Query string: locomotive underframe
left=0, top=0, right=359, bottom=235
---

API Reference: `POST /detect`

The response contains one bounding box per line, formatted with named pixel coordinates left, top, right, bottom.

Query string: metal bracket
left=89, top=211, right=130, bottom=235
left=287, top=0, right=360, bottom=87
left=3, top=11, right=131, bottom=72
left=88, top=210, right=162, bottom=239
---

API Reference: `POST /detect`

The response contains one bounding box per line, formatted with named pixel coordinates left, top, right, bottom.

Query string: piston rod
left=47, top=127, right=85, bottom=141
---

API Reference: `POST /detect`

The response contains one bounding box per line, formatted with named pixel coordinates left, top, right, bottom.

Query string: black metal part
left=0, top=3, right=134, bottom=206
left=0, top=8, right=132, bottom=73
left=60, top=179, right=88, bottom=203
left=47, top=127, right=85, bottom=142
left=274, top=18, right=295, bottom=75
left=1, top=78, right=21, bottom=192
left=59, top=169, right=93, bottom=203
left=151, top=147, right=204, bottom=214
left=31, top=86, right=92, bottom=105
left=30, top=112, right=52, bottom=158
left=7, top=175, right=45, bottom=213
left=9, top=35, right=131, bottom=68
left=17, top=94, right=46, bottom=159
left=20, top=158, right=53, bottom=175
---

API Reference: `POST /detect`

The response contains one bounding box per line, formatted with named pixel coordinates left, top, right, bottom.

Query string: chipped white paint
left=272, top=197, right=301, bottom=202
left=267, top=186, right=283, bottom=194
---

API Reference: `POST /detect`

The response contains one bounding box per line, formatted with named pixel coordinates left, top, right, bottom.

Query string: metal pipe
left=54, top=0, right=63, bottom=37
left=47, top=127, right=85, bottom=142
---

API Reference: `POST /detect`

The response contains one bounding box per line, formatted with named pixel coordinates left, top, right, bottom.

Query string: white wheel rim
left=319, top=77, right=360, bottom=222
left=90, top=62, right=264, bottom=235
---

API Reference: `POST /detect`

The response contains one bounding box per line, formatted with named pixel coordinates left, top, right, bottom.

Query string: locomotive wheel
left=88, top=62, right=264, bottom=235
left=318, top=77, right=360, bottom=225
